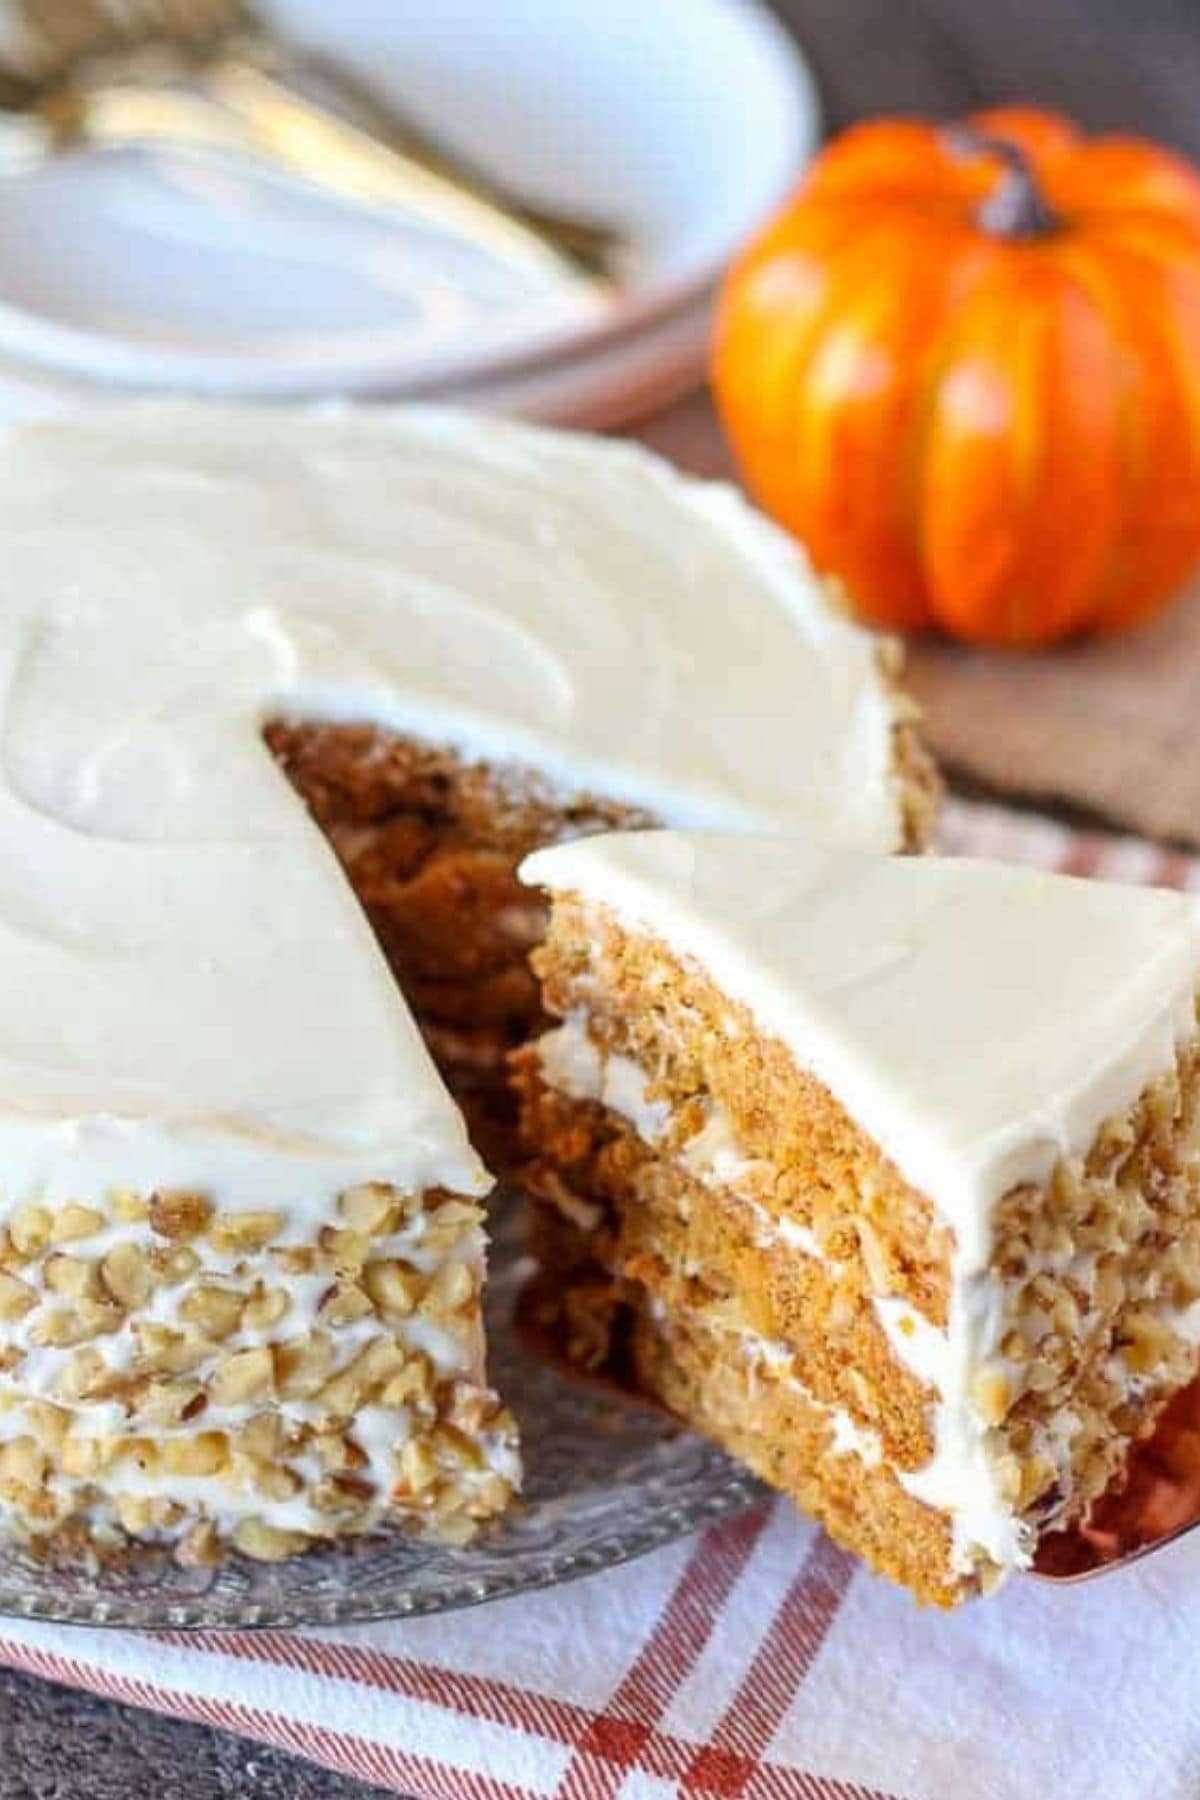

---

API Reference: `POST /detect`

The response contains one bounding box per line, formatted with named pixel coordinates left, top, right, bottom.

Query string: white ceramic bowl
left=0, top=0, right=817, bottom=403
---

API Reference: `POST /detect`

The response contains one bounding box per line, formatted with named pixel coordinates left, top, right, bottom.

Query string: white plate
left=0, top=0, right=817, bottom=399
left=0, top=291, right=715, bottom=432
left=441, top=292, right=716, bottom=429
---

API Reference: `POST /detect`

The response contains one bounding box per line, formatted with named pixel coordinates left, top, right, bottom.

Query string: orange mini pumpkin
left=714, top=108, right=1200, bottom=645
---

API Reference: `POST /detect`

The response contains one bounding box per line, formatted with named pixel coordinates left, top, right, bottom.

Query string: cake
left=0, top=403, right=931, bottom=1564
left=515, top=832, right=1200, bottom=1605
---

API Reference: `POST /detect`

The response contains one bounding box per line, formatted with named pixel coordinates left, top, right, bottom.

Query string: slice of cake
left=515, top=832, right=1200, bottom=1604
left=0, top=402, right=933, bottom=1565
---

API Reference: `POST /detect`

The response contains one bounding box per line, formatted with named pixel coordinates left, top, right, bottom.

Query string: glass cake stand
left=0, top=1192, right=763, bottom=1629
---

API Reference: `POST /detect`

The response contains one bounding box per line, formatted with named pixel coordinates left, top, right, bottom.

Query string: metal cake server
left=1032, top=1371, right=1200, bottom=1583
left=0, top=0, right=622, bottom=286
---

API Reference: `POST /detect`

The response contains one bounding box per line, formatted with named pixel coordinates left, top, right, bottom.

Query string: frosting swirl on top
left=0, top=404, right=904, bottom=1205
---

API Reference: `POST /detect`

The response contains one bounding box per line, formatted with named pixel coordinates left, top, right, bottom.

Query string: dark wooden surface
left=780, top=0, right=1200, bottom=153
left=7, top=2, right=1197, bottom=1794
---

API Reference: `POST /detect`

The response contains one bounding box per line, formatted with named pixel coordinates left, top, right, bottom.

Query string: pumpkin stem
left=948, top=127, right=1060, bottom=239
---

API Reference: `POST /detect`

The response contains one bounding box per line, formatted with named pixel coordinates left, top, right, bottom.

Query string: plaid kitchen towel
left=0, top=796, right=1197, bottom=1800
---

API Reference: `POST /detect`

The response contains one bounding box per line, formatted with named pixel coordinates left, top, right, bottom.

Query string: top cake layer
left=521, top=831, right=1200, bottom=1252
left=0, top=404, right=908, bottom=1208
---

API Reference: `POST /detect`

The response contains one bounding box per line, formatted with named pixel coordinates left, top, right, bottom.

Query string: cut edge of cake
left=514, top=831, right=1200, bottom=1605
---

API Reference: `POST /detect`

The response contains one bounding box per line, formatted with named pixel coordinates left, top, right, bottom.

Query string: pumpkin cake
left=0, top=403, right=932, bottom=1566
left=515, top=832, right=1200, bottom=1605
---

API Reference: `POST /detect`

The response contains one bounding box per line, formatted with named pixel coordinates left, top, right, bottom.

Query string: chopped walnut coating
left=0, top=1179, right=517, bottom=1562
left=979, top=1021, right=1200, bottom=1543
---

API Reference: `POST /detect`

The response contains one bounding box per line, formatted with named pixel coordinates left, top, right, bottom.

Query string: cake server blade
left=1032, top=1372, right=1200, bottom=1582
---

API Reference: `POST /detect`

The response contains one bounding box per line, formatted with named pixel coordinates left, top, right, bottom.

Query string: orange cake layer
left=633, top=1303, right=960, bottom=1605
left=514, top=1057, right=936, bottom=1467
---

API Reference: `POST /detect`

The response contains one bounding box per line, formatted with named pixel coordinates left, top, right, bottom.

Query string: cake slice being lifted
left=515, top=833, right=1200, bottom=1605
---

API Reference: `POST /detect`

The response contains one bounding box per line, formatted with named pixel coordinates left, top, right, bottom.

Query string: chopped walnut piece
left=0, top=1437, right=45, bottom=1486
left=315, top=1336, right=403, bottom=1421
left=271, top=1247, right=317, bottom=1277
left=60, top=1435, right=111, bottom=1478
left=135, top=1323, right=208, bottom=1376
left=274, top=1333, right=335, bottom=1399
left=319, top=1226, right=369, bottom=1278
left=0, top=1271, right=35, bottom=1322
left=363, top=1259, right=424, bottom=1319
left=153, top=1245, right=201, bottom=1286
left=100, top=1243, right=154, bottom=1310
left=432, top=1423, right=485, bottom=1471
left=48, top=1204, right=105, bottom=1245
left=136, top=1379, right=205, bottom=1427
left=161, top=1432, right=228, bottom=1477
left=311, top=1474, right=373, bottom=1516
left=227, top=1415, right=279, bottom=1462
left=43, top=1254, right=102, bottom=1302
left=208, top=1211, right=283, bottom=1255
left=180, top=1285, right=245, bottom=1341
left=241, top=1286, right=289, bottom=1333
left=115, top=1494, right=154, bottom=1535
left=430, top=1199, right=482, bottom=1231
left=421, top=1260, right=473, bottom=1317
left=55, top=1347, right=122, bottom=1403
left=420, top=1205, right=481, bottom=1255
left=445, top=1384, right=489, bottom=1435
left=1118, top=1309, right=1174, bottom=1374
left=149, top=1190, right=214, bottom=1241
left=317, top=1281, right=374, bottom=1327
left=235, top=1456, right=302, bottom=1503
left=111, top=1191, right=150, bottom=1225
left=29, top=1301, right=121, bottom=1348
left=209, top=1345, right=274, bottom=1407
left=25, top=1402, right=68, bottom=1450
left=175, top=1521, right=221, bottom=1568
left=312, top=1431, right=366, bottom=1473
left=379, top=1354, right=435, bottom=1410
left=232, top=1518, right=311, bottom=1562
left=397, top=1438, right=437, bottom=1495
left=338, top=1184, right=399, bottom=1236
left=9, top=1206, right=52, bottom=1260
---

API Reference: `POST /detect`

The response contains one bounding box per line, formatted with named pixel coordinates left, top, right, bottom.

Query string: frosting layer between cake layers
left=521, top=832, right=1200, bottom=1573
left=0, top=403, right=904, bottom=1209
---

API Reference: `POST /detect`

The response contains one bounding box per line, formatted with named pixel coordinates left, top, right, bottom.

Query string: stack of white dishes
left=0, top=0, right=818, bottom=427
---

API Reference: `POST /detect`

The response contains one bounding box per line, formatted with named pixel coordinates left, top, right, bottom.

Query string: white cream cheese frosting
left=521, top=831, right=1200, bottom=1573
left=0, top=403, right=904, bottom=1210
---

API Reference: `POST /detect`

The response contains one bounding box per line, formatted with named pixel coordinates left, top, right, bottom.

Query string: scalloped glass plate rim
left=0, top=1197, right=767, bottom=1630
left=0, top=1465, right=764, bottom=1631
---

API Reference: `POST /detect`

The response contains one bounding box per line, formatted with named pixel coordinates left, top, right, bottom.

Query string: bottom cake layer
left=0, top=1182, right=519, bottom=1565
left=632, top=1302, right=962, bottom=1605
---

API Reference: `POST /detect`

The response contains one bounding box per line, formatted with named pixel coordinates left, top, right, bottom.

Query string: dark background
left=784, top=0, right=1200, bottom=154
left=0, top=1, right=1189, bottom=1794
